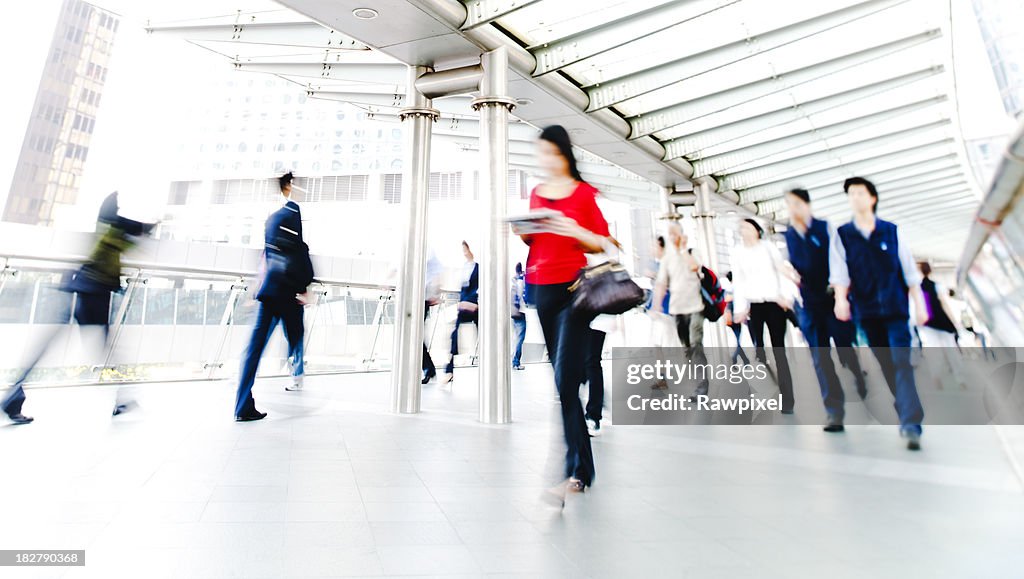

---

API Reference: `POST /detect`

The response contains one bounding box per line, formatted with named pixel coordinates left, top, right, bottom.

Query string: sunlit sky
left=0, top=0, right=1016, bottom=226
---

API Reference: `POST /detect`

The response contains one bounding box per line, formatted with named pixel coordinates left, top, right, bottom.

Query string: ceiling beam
left=146, top=20, right=368, bottom=50
left=736, top=152, right=961, bottom=203
left=586, top=0, right=916, bottom=112
left=461, top=0, right=544, bottom=30
left=531, top=0, right=737, bottom=76
left=661, top=66, right=943, bottom=160
left=632, top=32, right=942, bottom=141
left=719, top=120, right=952, bottom=191
left=690, top=96, right=948, bottom=177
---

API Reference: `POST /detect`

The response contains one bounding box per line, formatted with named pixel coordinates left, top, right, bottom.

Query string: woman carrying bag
left=511, top=125, right=617, bottom=505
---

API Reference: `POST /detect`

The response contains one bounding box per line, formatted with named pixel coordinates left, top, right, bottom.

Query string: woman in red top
left=513, top=125, right=611, bottom=504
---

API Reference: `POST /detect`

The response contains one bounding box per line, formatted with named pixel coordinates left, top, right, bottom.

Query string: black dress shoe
left=7, top=413, right=34, bottom=425
left=421, top=373, right=436, bottom=385
left=235, top=411, right=267, bottom=422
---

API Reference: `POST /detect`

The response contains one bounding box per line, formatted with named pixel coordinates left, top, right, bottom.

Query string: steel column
left=391, top=65, right=439, bottom=415
left=694, top=180, right=725, bottom=347
left=474, top=47, right=516, bottom=424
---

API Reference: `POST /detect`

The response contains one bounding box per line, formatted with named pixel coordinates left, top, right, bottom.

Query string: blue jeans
left=511, top=316, right=526, bottom=367
left=532, top=282, right=595, bottom=487
left=235, top=298, right=304, bottom=417
left=797, top=305, right=845, bottom=420
left=860, top=316, right=924, bottom=435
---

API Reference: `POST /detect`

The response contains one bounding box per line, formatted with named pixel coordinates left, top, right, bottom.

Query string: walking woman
left=731, top=219, right=798, bottom=414
left=512, top=125, right=612, bottom=504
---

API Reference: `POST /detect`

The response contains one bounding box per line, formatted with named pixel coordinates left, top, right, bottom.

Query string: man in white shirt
left=652, top=222, right=707, bottom=400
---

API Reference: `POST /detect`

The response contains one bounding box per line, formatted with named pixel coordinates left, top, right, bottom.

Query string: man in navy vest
left=234, top=172, right=314, bottom=422
left=784, top=188, right=867, bottom=434
left=829, top=177, right=929, bottom=450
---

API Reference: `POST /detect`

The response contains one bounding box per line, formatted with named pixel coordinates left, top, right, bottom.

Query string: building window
left=383, top=174, right=402, bottom=204
left=429, top=172, right=463, bottom=200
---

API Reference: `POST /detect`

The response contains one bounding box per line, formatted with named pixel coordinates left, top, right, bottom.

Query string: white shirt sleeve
left=732, top=247, right=750, bottom=316
left=896, top=227, right=923, bottom=288
left=655, top=256, right=669, bottom=287
left=828, top=223, right=850, bottom=288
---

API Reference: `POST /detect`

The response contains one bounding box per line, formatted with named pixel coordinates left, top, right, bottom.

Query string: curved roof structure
left=148, top=0, right=983, bottom=259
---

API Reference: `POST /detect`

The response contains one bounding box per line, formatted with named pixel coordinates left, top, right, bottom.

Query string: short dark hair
left=515, top=262, right=523, bottom=275
left=786, top=188, right=811, bottom=204
left=279, top=172, right=294, bottom=192
left=919, top=261, right=932, bottom=277
left=743, top=218, right=764, bottom=239
left=656, top=235, right=665, bottom=249
left=843, top=177, right=878, bottom=213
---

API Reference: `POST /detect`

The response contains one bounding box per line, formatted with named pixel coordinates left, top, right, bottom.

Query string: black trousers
left=422, top=302, right=435, bottom=377
left=2, top=291, right=110, bottom=417
left=234, top=298, right=304, bottom=418
left=747, top=301, right=794, bottom=412
left=585, top=328, right=606, bottom=422
left=446, top=309, right=478, bottom=374
left=532, top=282, right=595, bottom=487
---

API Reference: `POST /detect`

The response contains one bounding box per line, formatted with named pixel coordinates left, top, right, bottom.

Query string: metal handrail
left=957, top=120, right=1024, bottom=286
left=0, top=251, right=397, bottom=291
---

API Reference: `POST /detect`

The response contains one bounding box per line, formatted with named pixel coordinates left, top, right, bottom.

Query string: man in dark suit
left=234, top=172, right=314, bottom=422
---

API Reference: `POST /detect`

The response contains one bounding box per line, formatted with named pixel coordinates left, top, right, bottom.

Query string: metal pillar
left=473, top=47, right=516, bottom=424
left=391, top=65, right=438, bottom=414
left=694, top=179, right=726, bottom=348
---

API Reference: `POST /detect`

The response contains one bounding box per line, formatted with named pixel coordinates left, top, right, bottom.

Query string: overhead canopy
left=148, top=0, right=982, bottom=259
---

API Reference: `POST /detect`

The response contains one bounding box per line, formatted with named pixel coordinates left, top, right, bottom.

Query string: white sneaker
left=586, top=418, right=602, bottom=437
left=285, top=375, right=304, bottom=392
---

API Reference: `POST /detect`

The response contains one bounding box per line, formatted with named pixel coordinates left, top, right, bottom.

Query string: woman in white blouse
left=731, top=219, right=798, bottom=414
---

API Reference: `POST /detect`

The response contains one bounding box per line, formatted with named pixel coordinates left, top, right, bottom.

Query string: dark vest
left=837, top=219, right=909, bottom=320
left=784, top=218, right=831, bottom=309
left=922, top=278, right=956, bottom=333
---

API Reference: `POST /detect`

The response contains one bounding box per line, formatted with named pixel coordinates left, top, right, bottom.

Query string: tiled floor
left=2, top=363, right=1024, bottom=578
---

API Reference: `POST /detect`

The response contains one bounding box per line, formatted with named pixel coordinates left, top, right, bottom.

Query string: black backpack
left=699, top=266, right=726, bottom=322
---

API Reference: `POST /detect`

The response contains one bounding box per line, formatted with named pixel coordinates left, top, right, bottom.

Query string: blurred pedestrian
left=234, top=172, right=314, bottom=421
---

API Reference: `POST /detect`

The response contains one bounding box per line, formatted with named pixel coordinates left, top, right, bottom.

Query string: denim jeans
left=860, top=316, right=924, bottom=435
left=531, top=282, right=595, bottom=487
left=797, top=304, right=845, bottom=420
left=511, top=316, right=526, bottom=367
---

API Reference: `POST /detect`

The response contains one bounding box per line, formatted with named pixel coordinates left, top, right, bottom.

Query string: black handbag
left=569, top=261, right=646, bottom=316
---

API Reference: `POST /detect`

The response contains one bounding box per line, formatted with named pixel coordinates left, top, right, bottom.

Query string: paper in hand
left=505, top=209, right=563, bottom=234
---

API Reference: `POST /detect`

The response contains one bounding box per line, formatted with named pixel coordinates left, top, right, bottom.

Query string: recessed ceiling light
left=569, top=128, right=586, bottom=136
left=611, top=151, right=627, bottom=158
left=514, top=97, right=533, bottom=106
left=352, top=8, right=378, bottom=20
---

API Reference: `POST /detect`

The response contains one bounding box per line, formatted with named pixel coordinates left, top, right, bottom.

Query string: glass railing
left=0, top=254, right=437, bottom=386
left=957, top=119, right=1024, bottom=347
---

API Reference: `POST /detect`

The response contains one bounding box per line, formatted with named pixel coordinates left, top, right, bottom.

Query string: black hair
left=843, top=177, right=879, bottom=213
left=726, top=271, right=733, bottom=282
left=786, top=188, right=811, bottom=204
left=656, top=236, right=665, bottom=249
left=743, top=218, right=764, bottom=239
left=279, top=172, right=294, bottom=192
left=515, top=262, right=523, bottom=275
left=539, top=125, right=584, bottom=182
left=919, top=261, right=932, bottom=277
